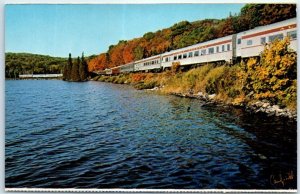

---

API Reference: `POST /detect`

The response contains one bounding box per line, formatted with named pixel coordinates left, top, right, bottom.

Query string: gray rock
left=262, top=103, right=270, bottom=108
left=208, top=94, right=216, bottom=99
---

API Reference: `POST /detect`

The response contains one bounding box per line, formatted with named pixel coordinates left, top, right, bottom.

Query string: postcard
left=5, top=2, right=297, bottom=193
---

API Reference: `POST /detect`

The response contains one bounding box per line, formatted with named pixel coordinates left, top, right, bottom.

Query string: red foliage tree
left=88, top=53, right=109, bottom=72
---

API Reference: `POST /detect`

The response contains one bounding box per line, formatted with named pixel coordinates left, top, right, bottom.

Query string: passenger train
left=104, top=18, right=297, bottom=75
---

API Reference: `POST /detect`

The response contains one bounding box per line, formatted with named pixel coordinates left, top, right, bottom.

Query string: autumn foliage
left=243, top=37, right=297, bottom=108
left=88, top=4, right=296, bottom=72
left=160, top=37, right=297, bottom=110
left=88, top=53, right=109, bottom=72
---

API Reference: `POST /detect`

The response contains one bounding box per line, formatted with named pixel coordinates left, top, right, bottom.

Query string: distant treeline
left=5, top=52, right=96, bottom=79
left=62, top=53, right=89, bottom=82
left=5, top=52, right=67, bottom=78
left=88, top=4, right=296, bottom=72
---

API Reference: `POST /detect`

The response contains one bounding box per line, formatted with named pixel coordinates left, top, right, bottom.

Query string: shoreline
left=92, top=76, right=297, bottom=121
left=6, top=78, right=63, bottom=80
left=9, top=76, right=296, bottom=121
left=167, top=90, right=297, bottom=121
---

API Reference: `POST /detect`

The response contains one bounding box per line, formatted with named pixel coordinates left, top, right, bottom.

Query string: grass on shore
left=92, top=38, right=296, bottom=111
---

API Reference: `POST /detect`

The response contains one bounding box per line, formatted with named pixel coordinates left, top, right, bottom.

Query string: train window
left=183, top=53, right=187, bottom=59
left=287, top=31, right=297, bottom=39
left=269, top=33, right=283, bottom=42
left=178, top=55, right=182, bottom=59
left=261, top=37, right=266, bottom=44
left=165, top=57, right=169, bottom=62
left=194, top=51, right=199, bottom=56
left=208, top=47, right=214, bottom=54
left=188, top=52, right=193, bottom=57
left=227, top=44, right=230, bottom=51
left=222, top=45, right=225, bottom=52
left=174, top=56, right=177, bottom=60
left=201, top=49, right=206, bottom=55
left=237, top=39, right=241, bottom=44
left=152, top=61, right=154, bottom=64
left=216, top=46, right=219, bottom=53
left=247, top=40, right=253, bottom=45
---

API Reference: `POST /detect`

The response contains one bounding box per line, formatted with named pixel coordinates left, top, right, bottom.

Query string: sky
left=5, top=4, right=245, bottom=57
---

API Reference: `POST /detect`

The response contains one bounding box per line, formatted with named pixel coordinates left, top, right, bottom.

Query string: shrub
left=243, top=37, right=297, bottom=108
left=203, top=65, right=226, bottom=94
left=131, top=73, right=147, bottom=83
left=171, top=62, right=181, bottom=74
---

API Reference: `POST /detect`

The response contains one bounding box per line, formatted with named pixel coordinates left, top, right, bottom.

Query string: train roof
left=161, top=34, right=233, bottom=57
left=236, top=17, right=297, bottom=36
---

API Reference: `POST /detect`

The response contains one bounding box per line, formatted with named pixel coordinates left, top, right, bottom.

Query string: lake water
left=5, top=80, right=297, bottom=189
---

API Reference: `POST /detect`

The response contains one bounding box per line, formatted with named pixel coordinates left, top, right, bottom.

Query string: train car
left=107, top=18, right=296, bottom=74
left=104, top=68, right=112, bottom=75
left=111, top=66, right=120, bottom=75
left=134, top=55, right=162, bottom=72
left=161, top=35, right=234, bottom=69
left=120, top=62, right=135, bottom=73
left=236, top=18, right=297, bottom=58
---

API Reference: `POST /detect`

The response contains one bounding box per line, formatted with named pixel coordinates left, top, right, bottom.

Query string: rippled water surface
left=5, top=80, right=297, bottom=189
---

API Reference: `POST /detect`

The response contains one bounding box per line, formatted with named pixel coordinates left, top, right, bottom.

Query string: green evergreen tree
left=79, top=52, right=88, bottom=81
left=63, top=53, right=70, bottom=80
left=63, top=53, right=73, bottom=81
left=70, top=56, right=80, bottom=81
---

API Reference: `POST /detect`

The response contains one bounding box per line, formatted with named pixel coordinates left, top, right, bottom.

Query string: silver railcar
left=120, top=63, right=135, bottom=73
left=109, top=18, right=297, bottom=73
left=134, top=55, right=162, bottom=72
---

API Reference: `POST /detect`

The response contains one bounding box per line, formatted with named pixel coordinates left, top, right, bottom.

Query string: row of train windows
left=144, top=59, right=159, bottom=66
left=239, top=30, right=297, bottom=46
left=165, top=44, right=231, bottom=62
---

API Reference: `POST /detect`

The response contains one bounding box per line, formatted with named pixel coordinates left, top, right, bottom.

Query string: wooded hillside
left=5, top=52, right=67, bottom=78
left=5, top=52, right=95, bottom=79
left=88, top=4, right=296, bottom=72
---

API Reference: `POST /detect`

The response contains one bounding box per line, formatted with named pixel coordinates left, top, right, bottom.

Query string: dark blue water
left=5, top=80, right=297, bottom=189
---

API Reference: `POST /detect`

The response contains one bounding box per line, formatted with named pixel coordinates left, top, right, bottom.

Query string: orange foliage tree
left=87, top=4, right=296, bottom=74
left=88, top=53, right=109, bottom=72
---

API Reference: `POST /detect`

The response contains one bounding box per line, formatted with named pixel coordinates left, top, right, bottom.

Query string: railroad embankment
left=92, top=38, right=297, bottom=120
left=92, top=65, right=296, bottom=120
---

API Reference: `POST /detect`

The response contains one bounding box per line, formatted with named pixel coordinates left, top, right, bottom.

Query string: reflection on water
left=5, top=80, right=296, bottom=189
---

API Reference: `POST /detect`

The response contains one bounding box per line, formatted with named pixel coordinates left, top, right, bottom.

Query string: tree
left=63, top=53, right=72, bottom=80
left=70, top=56, right=80, bottom=81
left=88, top=53, right=109, bottom=72
left=86, top=4, right=296, bottom=73
left=243, top=37, right=296, bottom=107
left=133, top=46, right=145, bottom=61
left=5, top=52, right=66, bottom=79
left=79, top=52, right=88, bottom=81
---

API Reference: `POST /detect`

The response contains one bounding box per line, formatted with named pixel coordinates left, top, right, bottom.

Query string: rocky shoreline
left=164, top=90, right=297, bottom=121
left=93, top=77, right=297, bottom=121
